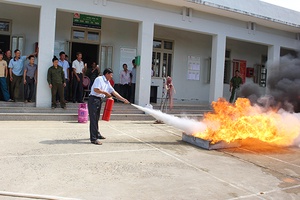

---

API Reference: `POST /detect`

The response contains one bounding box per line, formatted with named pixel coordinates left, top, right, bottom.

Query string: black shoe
left=98, top=135, right=106, bottom=140
left=77, top=101, right=84, bottom=103
left=72, top=100, right=76, bottom=103
left=91, top=139, right=102, bottom=145
left=61, top=106, right=66, bottom=109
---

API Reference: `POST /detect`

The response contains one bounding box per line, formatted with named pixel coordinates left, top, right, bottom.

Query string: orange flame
left=193, top=98, right=300, bottom=146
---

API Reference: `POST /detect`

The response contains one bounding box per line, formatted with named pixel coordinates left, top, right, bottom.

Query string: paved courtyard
left=0, top=120, right=299, bottom=200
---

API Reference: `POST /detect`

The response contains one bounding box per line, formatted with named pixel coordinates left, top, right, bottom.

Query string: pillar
left=266, top=45, right=280, bottom=93
left=36, top=4, right=57, bottom=107
left=135, top=20, right=154, bottom=106
left=209, top=34, right=226, bottom=103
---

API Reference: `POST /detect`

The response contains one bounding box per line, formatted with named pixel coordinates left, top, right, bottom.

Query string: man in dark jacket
left=47, top=56, right=66, bottom=109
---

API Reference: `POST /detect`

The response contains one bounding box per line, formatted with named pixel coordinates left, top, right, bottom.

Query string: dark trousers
left=7, top=73, right=12, bottom=99
left=73, top=73, right=83, bottom=102
left=0, top=77, right=10, bottom=101
left=131, top=83, right=136, bottom=103
left=88, top=96, right=103, bottom=142
left=229, top=87, right=239, bottom=103
left=121, top=84, right=131, bottom=101
left=11, top=73, right=23, bottom=100
left=24, top=76, right=35, bottom=101
left=51, top=83, right=65, bottom=108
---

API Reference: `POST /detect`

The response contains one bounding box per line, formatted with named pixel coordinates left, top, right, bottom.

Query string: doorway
left=0, top=34, right=10, bottom=52
left=71, top=42, right=99, bottom=67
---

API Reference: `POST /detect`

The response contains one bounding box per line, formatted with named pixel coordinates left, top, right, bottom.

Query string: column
left=135, top=20, right=154, bottom=106
left=267, top=45, right=280, bottom=67
left=36, top=4, right=57, bottom=107
left=209, top=34, right=226, bottom=103
left=266, top=45, right=280, bottom=93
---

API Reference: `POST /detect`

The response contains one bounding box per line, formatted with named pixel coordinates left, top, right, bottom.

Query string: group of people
left=47, top=51, right=103, bottom=109
left=0, top=48, right=105, bottom=109
left=0, top=49, right=37, bottom=103
left=119, top=59, right=137, bottom=103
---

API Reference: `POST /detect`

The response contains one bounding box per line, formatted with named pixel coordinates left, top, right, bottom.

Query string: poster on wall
left=187, top=56, right=200, bottom=80
left=120, top=48, right=136, bottom=71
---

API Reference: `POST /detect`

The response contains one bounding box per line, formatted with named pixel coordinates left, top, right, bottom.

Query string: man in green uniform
left=229, top=70, right=243, bottom=103
left=47, top=56, right=66, bottom=109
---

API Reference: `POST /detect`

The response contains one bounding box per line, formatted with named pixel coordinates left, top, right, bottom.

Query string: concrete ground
left=0, top=120, right=299, bottom=200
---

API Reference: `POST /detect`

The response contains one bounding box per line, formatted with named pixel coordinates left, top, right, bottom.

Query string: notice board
left=187, top=56, right=200, bottom=81
left=120, top=48, right=136, bottom=71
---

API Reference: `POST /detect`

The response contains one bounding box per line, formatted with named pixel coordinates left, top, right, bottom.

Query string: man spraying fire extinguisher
left=88, top=68, right=130, bottom=145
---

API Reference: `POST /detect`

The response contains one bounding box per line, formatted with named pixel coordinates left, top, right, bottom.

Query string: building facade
left=1, top=0, right=299, bottom=107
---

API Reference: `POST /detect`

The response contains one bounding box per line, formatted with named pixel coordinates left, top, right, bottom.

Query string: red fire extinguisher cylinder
left=102, top=98, right=114, bottom=121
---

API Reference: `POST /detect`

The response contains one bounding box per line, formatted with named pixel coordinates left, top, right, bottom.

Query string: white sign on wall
left=120, top=47, right=136, bottom=71
left=187, top=55, right=200, bottom=81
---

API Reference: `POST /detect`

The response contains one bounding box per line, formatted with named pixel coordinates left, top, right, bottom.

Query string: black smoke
left=239, top=52, right=300, bottom=112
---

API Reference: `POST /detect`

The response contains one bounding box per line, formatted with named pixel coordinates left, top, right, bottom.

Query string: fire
left=193, top=98, right=300, bottom=146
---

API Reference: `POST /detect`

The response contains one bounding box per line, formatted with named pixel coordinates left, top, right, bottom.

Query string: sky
left=261, top=0, right=300, bottom=12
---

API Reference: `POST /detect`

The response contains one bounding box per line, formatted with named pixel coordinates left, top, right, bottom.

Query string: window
left=12, top=36, right=25, bottom=53
left=87, top=31, right=99, bottom=41
left=101, top=45, right=113, bottom=71
left=152, top=39, right=173, bottom=78
left=0, top=20, right=11, bottom=35
left=71, top=28, right=100, bottom=44
left=153, top=40, right=162, bottom=48
left=73, top=30, right=85, bottom=40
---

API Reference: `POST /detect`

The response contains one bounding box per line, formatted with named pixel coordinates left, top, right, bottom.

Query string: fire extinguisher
left=102, top=98, right=114, bottom=121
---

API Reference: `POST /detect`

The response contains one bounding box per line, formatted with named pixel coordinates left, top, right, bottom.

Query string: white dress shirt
left=120, top=70, right=131, bottom=85
left=90, top=76, right=115, bottom=98
left=72, top=59, right=84, bottom=74
left=59, top=59, right=70, bottom=79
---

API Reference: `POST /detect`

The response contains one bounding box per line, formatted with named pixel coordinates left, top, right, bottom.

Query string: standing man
left=88, top=68, right=129, bottom=145
left=120, top=63, right=131, bottom=101
left=9, top=49, right=34, bottom=101
left=59, top=51, right=70, bottom=102
left=229, top=70, right=243, bottom=103
left=0, top=51, right=12, bottom=102
left=23, top=55, right=37, bottom=103
left=72, top=52, right=84, bottom=103
left=47, top=56, right=66, bottom=109
left=130, top=59, right=136, bottom=103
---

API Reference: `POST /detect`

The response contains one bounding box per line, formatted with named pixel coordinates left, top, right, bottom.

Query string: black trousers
left=24, top=76, right=35, bottom=101
left=88, top=95, right=103, bottom=142
left=11, top=74, right=23, bottom=100
left=73, top=73, right=83, bottom=102
left=131, top=83, right=136, bottom=103
left=51, top=83, right=65, bottom=107
left=121, top=84, right=131, bottom=101
left=64, top=79, right=69, bottom=101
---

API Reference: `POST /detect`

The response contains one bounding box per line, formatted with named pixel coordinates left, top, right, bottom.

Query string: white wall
left=154, top=26, right=212, bottom=103
left=0, top=3, right=39, bottom=55
left=101, top=18, right=138, bottom=80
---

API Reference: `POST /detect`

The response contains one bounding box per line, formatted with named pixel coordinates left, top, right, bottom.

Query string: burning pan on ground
left=182, top=133, right=241, bottom=150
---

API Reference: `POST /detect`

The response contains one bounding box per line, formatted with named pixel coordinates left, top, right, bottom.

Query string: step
left=0, top=101, right=210, bottom=121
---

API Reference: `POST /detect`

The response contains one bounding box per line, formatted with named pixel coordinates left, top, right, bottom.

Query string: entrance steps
left=0, top=101, right=211, bottom=121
